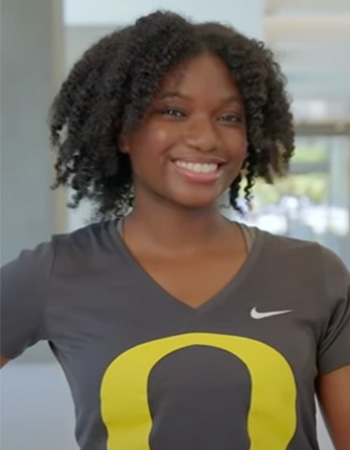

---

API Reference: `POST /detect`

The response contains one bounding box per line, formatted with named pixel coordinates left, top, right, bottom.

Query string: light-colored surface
left=1, top=359, right=79, bottom=450
left=0, top=0, right=64, bottom=266
left=265, top=0, right=350, bottom=105
left=63, top=0, right=263, bottom=38
left=267, top=0, right=350, bottom=11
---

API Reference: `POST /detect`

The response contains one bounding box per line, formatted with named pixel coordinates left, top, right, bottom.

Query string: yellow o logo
left=101, top=333, right=297, bottom=450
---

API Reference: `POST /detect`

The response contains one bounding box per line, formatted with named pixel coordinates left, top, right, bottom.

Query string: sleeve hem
left=318, top=359, right=350, bottom=375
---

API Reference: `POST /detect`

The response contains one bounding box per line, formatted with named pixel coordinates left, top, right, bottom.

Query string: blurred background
left=1, top=1, right=349, bottom=449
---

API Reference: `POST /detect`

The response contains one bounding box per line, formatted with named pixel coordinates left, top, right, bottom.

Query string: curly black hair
left=49, top=10, right=294, bottom=219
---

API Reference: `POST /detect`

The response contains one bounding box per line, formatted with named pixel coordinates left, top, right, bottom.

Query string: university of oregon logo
left=100, top=333, right=297, bottom=450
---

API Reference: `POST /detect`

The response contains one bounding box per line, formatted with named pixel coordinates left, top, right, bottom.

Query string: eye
left=160, top=108, right=186, bottom=118
left=218, top=113, right=244, bottom=124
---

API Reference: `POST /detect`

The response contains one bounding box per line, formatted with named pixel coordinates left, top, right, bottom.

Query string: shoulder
left=255, top=228, right=349, bottom=294
left=50, top=220, right=119, bottom=273
left=1, top=220, right=119, bottom=277
left=53, top=220, right=117, bottom=253
left=258, top=228, right=346, bottom=269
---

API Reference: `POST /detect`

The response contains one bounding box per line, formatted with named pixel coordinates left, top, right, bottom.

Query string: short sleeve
left=317, top=248, right=350, bottom=375
left=0, top=240, right=55, bottom=359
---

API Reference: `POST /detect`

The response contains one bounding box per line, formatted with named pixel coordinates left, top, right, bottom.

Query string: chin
left=170, top=192, right=221, bottom=211
left=155, top=182, right=227, bottom=210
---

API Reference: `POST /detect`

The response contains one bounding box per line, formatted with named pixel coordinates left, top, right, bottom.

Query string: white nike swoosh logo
left=250, top=307, right=293, bottom=320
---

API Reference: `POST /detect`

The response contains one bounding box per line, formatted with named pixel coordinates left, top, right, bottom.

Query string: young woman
left=1, top=10, right=349, bottom=450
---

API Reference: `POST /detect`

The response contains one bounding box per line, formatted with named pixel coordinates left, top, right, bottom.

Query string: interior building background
left=1, top=1, right=349, bottom=449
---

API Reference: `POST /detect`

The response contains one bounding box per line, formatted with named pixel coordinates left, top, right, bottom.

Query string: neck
left=124, top=192, right=230, bottom=255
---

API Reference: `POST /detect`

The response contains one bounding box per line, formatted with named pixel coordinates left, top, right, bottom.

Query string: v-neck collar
left=108, top=219, right=265, bottom=314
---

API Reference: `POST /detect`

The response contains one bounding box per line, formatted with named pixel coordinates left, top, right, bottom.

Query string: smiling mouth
left=171, top=159, right=225, bottom=183
left=174, top=160, right=219, bottom=174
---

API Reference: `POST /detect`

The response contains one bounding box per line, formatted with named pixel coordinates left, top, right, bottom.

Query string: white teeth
left=175, top=161, right=218, bottom=173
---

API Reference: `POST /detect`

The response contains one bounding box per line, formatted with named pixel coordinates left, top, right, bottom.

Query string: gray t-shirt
left=1, top=220, right=350, bottom=450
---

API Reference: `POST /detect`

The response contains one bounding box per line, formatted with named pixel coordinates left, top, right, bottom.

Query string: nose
left=183, top=114, right=219, bottom=152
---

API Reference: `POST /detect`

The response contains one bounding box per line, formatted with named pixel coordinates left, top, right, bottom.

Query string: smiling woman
left=50, top=11, right=294, bottom=218
left=1, top=9, right=349, bottom=450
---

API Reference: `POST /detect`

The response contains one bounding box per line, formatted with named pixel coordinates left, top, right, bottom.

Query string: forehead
left=158, top=53, right=241, bottom=98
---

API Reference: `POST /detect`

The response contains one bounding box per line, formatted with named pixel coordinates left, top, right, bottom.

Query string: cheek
left=225, top=132, right=248, bottom=161
left=128, top=126, right=177, bottom=175
left=134, top=127, right=177, bottom=162
left=144, top=124, right=176, bottom=152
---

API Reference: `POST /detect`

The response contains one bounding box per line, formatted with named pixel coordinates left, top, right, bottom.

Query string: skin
left=317, top=366, right=350, bottom=450
left=1, top=52, right=349, bottom=448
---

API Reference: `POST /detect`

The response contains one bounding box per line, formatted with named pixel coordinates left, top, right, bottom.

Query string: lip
left=170, top=160, right=224, bottom=183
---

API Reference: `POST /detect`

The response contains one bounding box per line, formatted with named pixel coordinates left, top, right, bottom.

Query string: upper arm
left=0, top=241, right=54, bottom=360
left=315, top=249, right=350, bottom=449
left=317, top=365, right=350, bottom=450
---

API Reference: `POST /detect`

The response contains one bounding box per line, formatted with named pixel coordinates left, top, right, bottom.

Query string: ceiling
left=264, top=0, right=350, bottom=115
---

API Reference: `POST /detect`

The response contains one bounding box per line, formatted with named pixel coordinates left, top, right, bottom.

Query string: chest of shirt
left=48, top=266, right=320, bottom=391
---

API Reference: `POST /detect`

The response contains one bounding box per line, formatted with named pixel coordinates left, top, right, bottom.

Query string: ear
left=119, top=133, right=130, bottom=154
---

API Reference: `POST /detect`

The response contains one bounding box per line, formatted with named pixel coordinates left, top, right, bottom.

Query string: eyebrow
left=157, top=91, right=243, bottom=105
left=157, top=92, right=191, bottom=101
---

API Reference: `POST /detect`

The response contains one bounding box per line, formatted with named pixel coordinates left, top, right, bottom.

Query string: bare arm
left=317, top=365, right=350, bottom=450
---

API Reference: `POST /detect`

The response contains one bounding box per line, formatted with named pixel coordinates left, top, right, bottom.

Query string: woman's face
left=121, top=52, right=248, bottom=210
